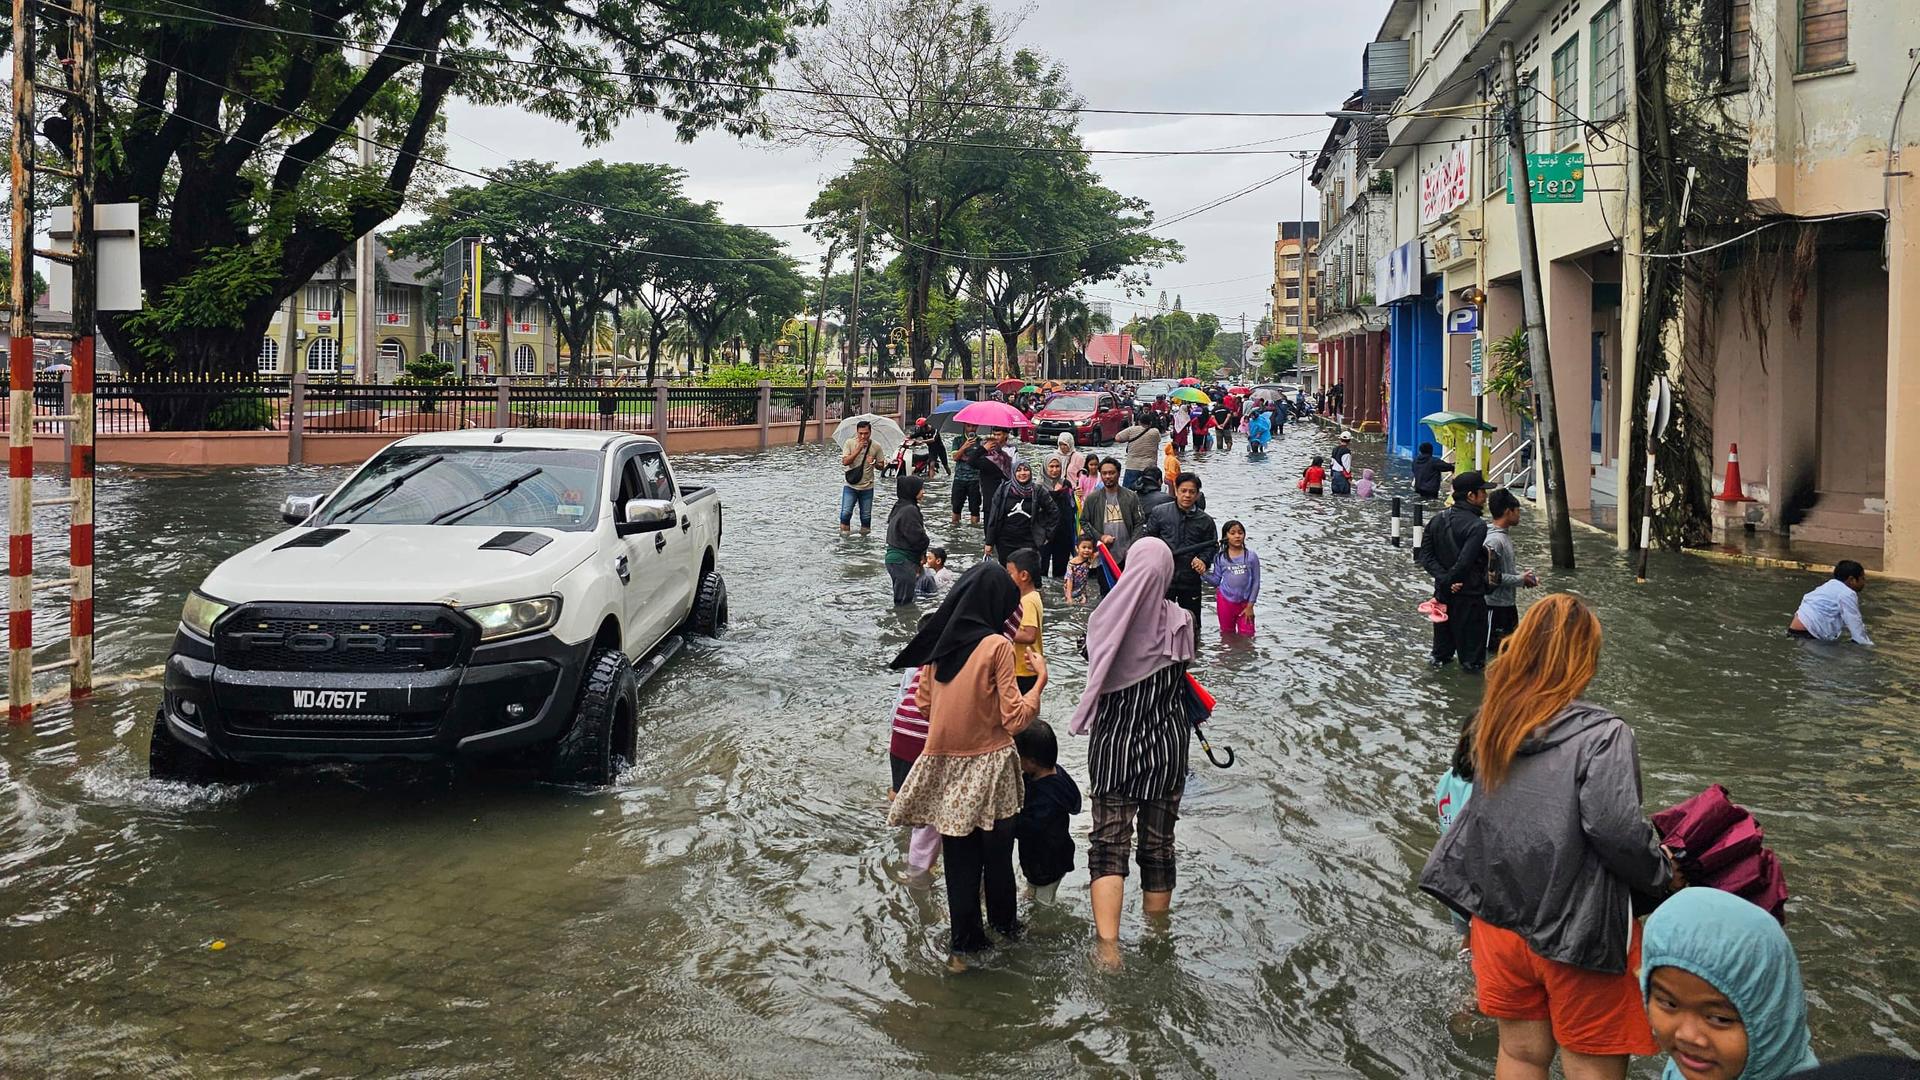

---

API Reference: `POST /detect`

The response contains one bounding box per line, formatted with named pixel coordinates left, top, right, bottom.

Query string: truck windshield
left=1049, top=395, right=1098, bottom=411
left=314, top=446, right=604, bottom=531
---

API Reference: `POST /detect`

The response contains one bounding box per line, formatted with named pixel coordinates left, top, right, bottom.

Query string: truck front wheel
left=547, top=648, right=638, bottom=786
left=687, top=569, right=729, bottom=638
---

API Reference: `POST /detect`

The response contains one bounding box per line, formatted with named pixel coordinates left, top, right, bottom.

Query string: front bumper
left=1027, top=419, right=1096, bottom=444
left=161, top=624, right=594, bottom=764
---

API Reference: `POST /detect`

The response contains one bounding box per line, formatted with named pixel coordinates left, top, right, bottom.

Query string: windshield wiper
left=333, top=454, right=447, bottom=524
left=428, top=468, right=544, bottom=526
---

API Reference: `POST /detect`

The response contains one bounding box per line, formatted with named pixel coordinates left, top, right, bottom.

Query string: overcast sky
left=444, top=0, right=1379, bottom=332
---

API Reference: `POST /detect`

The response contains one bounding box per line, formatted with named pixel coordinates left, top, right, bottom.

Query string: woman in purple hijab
left=1069, top=537, right=1196, bottom=970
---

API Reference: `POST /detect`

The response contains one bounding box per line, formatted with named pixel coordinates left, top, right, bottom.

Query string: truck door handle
left=615, top=554, right=630, bottom=583
left=680, top=515, right=692, bottom=532
left=654, top=534, right=667, bottom=552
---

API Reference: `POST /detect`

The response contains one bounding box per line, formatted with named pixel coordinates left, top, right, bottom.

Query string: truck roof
left=388, top=429, right=661, bottom=453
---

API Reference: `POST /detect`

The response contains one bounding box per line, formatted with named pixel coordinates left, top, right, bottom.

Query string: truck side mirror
left=618, top=498, right=676, bottom=536
left=282, top=494, right=321, bottom=526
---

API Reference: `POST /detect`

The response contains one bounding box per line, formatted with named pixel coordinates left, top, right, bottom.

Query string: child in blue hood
left=1642, top=888, right=1818, bottom=1080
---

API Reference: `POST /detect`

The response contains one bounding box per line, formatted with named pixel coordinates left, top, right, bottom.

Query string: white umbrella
left=833, top=413, right=906, bottom=459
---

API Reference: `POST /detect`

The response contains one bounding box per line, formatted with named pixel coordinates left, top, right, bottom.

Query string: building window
left=1590, top=2, right=1625, bottom=120
left=306, top=337, right=340, bottom=375
left=376, top=284, right=411, bottom=327
left=513, top=344, right=538, bottom=375
left=257, top=337, right=279, bottom=374
left=1283, top=254, right=1302, bottom=274
left=1523, top=69, right=1540, bottom=153
left=511, top=298, right=541, bottom=327
left=379, top=339, right=405, bottom=369
left=1285, top=283, right=1302, bottom=300
left=1798, top=0, right=1846, bottom=72
left=1551, top=38, right=1581, bottom=147
left=435, top=341, right=456, bottom=365
left=1725, top=0, right=1751, bottom=84
left=1285, top=314, right=1301, bottom=328
left=303, top=284, right=339, bottom=318
left=1490, top=114, right=1510, bottom=195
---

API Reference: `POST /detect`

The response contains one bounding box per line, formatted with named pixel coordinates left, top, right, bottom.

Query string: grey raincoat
left=1418, top=701, right=1673, bottom=974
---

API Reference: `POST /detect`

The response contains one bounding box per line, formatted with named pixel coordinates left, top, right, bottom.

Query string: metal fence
left=512, top=384, right=654, bottom=432
left=29, top=376, right=1006, bottom=439
left=663, top=387, right=760, bottom=429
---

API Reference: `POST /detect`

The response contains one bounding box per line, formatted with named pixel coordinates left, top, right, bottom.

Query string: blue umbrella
left=932, top=397, right=974, bottom=415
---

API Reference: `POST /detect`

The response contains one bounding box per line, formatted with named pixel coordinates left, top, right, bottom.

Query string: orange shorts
left=1469, top=917, right=1656, bottom=1057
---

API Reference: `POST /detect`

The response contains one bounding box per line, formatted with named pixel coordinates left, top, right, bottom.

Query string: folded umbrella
left=1655, top=784, right=1791, bottom=924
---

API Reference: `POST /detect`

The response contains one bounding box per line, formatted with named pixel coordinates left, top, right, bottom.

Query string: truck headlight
left=463, top=596, right=560, bottom=642
left=180, top=591, right=231, bottom=637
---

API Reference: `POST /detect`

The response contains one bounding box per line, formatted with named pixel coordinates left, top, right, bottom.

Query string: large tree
left=59, top=0, right=822, bottom=393
left=790, top=0, right=1079, bottom=378
left=393, top=160, right=705, bottom=374
left=668, top=230, right=807, bottom=368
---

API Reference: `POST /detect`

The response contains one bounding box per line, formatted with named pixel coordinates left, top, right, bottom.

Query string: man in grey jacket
left=1077, top=457, right=1142, bottom=593
left=1483, top=489, right=1539, bottom=655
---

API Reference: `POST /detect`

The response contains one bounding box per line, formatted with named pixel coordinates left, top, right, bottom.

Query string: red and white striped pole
left=8, top=0, right=37, bottom=722
left=66, top=0, right=96, bottom=698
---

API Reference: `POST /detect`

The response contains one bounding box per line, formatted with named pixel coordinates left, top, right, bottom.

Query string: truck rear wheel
left=148, top=711, right=234, bottom=784
left=687, top=569, right=728, bottom=638
left=547, top=647, right=637, bottom=786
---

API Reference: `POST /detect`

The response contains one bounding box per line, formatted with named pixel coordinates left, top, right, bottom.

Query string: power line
left=95, top=0, right=1348, bottom=121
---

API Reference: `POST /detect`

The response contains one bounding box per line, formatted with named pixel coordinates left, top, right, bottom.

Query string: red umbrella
left=995, top=377, right=1025, bottom=394
left=952, top=400, right=1033, bottom=429
left=1178, top=377, right=1199, bottom=387
left=1229, top=386, right=1252, bottom=395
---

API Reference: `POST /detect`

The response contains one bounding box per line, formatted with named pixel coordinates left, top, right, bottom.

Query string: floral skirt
left=886, top=745, right=1024, bottom=837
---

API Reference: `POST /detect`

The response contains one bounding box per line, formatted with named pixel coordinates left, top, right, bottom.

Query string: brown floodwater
left=1, top=433, right=1915, bottom=1077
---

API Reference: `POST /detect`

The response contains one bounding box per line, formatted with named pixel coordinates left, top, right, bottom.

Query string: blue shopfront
left=1377, top=241, right=1444, bottom=459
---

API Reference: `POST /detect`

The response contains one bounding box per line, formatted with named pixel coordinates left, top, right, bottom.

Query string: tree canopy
left=68, top=0, right=824, bottom=375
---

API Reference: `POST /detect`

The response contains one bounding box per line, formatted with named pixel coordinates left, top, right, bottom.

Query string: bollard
left=1411, top=503, right=1425, bottom=553
left=1389, top=496, right=1402, bottom=547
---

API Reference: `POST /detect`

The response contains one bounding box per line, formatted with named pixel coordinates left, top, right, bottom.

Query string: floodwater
left=1, top=431, right=1916, bottom=1078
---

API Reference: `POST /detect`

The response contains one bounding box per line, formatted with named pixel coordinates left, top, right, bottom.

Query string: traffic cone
left=1714, top=443, right=1752, bottom=502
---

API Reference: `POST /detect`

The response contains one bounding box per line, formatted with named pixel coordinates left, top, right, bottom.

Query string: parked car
left=152, top=430, right=726, bottom=786
left=1022, top=391, right=1130, bottom=445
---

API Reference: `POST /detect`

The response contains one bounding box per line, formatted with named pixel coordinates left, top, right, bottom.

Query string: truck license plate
left=291, top=689, right=370, bottom=711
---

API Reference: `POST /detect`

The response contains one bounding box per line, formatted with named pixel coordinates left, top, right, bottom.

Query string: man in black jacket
left=1415, top=471, right=1491, bottom=671
left=1411, top=442, right=1455, bottom=501
left=1139, top=472, right=1218, bottom=649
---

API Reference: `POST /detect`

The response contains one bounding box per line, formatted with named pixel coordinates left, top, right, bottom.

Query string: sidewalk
left=1680, top=528, right=1882, bottom=575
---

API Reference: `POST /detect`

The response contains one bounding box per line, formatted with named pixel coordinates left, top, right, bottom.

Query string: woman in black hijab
left=884, top=475, right=930, bottom=606
left=888, top=562, right=1045, bottom=964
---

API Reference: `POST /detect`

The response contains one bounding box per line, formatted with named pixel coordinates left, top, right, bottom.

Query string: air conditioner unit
left=296, top=329, right=308, bottom=342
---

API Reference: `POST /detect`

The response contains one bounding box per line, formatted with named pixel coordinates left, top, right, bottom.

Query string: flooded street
left=2, top=431, right=1916, bottom=1078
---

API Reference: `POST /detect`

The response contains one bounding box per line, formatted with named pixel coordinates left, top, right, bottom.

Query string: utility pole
left=845, top=196, right=867, bottom=395
left=9, top=0, right=40, bottom=719
left=1501, top=40, right=1576, bottom=569
left=1296, top=151, right=1310, bottom=387
left=801, top=240, right=838, bottom=444
left=354, top=48, right=378, bottom=381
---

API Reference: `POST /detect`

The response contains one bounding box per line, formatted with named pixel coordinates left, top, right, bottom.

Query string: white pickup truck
left=152, top=429, right=726, bottom=785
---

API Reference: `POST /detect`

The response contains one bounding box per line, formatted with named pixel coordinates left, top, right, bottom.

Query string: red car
left=1022, top=392, right=1129, bottom=445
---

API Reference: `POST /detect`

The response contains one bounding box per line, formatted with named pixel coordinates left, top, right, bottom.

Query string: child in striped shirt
left=888, top=665, right=941, bottom=887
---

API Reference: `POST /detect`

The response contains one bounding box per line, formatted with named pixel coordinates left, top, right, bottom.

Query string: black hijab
left=890, top=561, right=1018, bottom=682
left=895, top=474, right=924, bottom=504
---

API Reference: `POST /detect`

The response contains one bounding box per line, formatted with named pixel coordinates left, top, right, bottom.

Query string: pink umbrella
left=1178, top=377, right=1200, bottom=386
left=951, top=400, right=1033, bottom=429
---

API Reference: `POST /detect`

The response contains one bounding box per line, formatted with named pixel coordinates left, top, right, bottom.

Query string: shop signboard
left=1373, top=240, right=1422, bottom=304
left=1418, top=142, right=1473, bottom=225
left=1507, top=152, right=1586, bottom=204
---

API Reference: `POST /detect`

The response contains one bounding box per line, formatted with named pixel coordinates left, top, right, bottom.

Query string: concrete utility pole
left=1296, top=151, right=1310, bottom=382
left=845, top=196, right=867, bottom=394
left=1501, top=40, right=1576, bottom=569
left=354, top=48, right=378, bottom=381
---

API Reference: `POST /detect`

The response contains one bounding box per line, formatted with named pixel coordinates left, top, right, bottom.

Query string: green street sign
left=1470, top=336, right=1485, bottom=397
left=1507, top=152, right=1586, bottom=204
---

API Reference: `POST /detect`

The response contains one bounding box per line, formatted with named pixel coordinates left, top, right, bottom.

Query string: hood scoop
left=275, top=528, right=350, bottom=550
left=479, top=531, right=553, bottom=556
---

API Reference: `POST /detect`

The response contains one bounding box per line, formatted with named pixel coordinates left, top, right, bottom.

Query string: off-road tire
left=148, top=711, right=232, bottom=784
left=687, top=569, right=729, bottom=638
left=546, top=648, right=637, bottom=786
